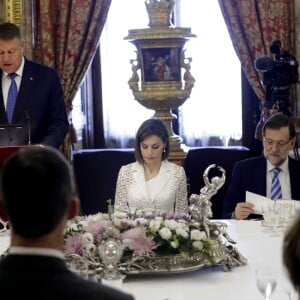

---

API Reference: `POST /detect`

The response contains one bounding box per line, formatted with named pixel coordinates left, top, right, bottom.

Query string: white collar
left=3, top=56, right=25, bottom=78
left=9, top=246, right=64, bottom=259
left=267, top=156, right=289, bottom=173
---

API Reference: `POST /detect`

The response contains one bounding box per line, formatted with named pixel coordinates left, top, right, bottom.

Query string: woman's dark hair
left=134, top=118, right=170, bottom=163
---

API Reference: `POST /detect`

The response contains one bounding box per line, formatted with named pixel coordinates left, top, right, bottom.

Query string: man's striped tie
left=6, top=73, right=18, bottom=123
left=271, top=167, right=282, bottom=200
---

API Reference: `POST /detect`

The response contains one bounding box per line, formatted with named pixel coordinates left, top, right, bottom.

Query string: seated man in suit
left=0, top=146, right=134, bottom=300
left=223, top=114, right=300, bottom=219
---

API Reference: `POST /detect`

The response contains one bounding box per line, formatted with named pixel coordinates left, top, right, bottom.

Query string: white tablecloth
left=0, top=221, right=291, bottom=300
left=119, top=220, right=290, bottom=300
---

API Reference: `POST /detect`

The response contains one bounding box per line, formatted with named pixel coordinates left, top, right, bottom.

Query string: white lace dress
left=114, top=160, right=188, bottom=214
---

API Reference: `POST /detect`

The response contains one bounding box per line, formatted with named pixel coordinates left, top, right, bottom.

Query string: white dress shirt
left=1, top=56, right=24, bottom=109
left=266, top=157, right=291, bottom=199
left=9, top=246, right=64, bottom=259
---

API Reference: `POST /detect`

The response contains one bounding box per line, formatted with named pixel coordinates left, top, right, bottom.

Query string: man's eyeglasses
left=263, top=138, right=292, bottom=149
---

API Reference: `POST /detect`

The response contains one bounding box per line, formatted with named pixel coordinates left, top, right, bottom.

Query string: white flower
left=178, top=219, right=189, bottom=224
left=192, top=241, right=204, bottom=251
left=159, top=227, right=172, bottom=240
left=70, top=223, right=79, bottom=231
left=190, top=229, right=206, bottom=241
left=164, top=219, right=179, bottom=230
left=176, top=227, right=189, bottom=239
left=86, top=243, right=96, bottom=255
left=177, top=222, right=189, bottom=231
left=149, top=219, right=161, bottom=232
left=83, top=232, right=94, bottom=243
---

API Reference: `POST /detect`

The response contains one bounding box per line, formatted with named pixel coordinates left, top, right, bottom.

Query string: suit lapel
left=150, top=161, right=171, bottom=201
left=132, top=161, right=172, bottom=201
left=256, top=157, right=267, bottom=196
left=12, top=59, right=35, bottom=122
left=289, top=158, right=300, bottom=199
left=132, top=162, right=148, bottom=200
left=0, top=70, right=9, bottom=123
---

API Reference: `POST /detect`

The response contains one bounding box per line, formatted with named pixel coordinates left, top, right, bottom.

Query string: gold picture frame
left=1, top=0, right=22, bottom=26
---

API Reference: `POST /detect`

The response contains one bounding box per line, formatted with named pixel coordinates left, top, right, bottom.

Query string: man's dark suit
left=0, top=255, right=134, bottom=300
left=223, top=156, right=300, bottom=218
left=0, top=58, right=69, bottom=148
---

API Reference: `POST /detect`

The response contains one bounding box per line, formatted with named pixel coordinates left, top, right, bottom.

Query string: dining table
left=119, top=220, right=292, bottom=300
left=0, top=219, right=293, bottom=300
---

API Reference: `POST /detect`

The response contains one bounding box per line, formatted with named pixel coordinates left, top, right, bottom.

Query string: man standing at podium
left=0, top=22, right=69, bottom=148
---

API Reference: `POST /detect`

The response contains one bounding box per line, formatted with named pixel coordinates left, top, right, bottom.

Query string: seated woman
left=114, top=118, right=188, bottom=214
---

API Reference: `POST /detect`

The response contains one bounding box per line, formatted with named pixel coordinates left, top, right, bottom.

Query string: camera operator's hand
left=269, top=101, right=282, bottom=116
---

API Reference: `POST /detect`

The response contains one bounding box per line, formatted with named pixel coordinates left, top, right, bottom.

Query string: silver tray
left=120, top=252, right=219, bottom=275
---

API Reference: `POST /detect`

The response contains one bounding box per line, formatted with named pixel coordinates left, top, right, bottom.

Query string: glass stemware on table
left=261, top=202, right=281, bottom=235
left=280, top=201, right=295, bottom=226
left=255, top=267, right=277, bottom=300
left=261, top=201, right=295, bottom=234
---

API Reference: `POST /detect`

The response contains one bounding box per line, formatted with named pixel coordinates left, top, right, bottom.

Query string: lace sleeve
left=174, top=166, right=189, bottom=214
left=114, top=166, right=130, bottom=212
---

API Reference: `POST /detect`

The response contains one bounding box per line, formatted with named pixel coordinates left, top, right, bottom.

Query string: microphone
left=25, top=110, right=31, bottom=145
left=254, top=56, right=274, bottom=72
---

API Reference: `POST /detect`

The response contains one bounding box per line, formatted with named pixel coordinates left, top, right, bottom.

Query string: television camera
left=254, top=40, right=299, bottom=116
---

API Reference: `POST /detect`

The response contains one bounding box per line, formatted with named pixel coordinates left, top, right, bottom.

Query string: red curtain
left=218, top=0, right=295, bottom=102
left=34, top=0, right=111, bottom=156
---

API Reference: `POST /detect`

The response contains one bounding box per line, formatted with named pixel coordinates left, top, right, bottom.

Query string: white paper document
left=245, top=191, right=298, bottom=214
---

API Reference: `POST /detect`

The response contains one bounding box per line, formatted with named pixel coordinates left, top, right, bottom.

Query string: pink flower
left=85, top=223, right=103, bottom=244
left=120, top=227, right=156, bottom=255
left=64, top=233, right=85, bottom=255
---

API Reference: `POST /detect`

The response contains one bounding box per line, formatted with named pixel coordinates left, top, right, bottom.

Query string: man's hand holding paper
left=246, top=191, right=298, bottom=215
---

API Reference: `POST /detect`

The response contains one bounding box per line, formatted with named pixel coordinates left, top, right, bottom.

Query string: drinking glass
left=261, top=210, right=272, bottom=233
left=280, top=202, right=293, bottom=226
left=255, top=267, right=277, bottom=300
left=269, top=202, right=281, bottom=236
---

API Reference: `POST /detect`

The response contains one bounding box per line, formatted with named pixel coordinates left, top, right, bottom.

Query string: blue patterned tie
left=271, top=167, right=282, bottom=200
left=6, top=73, right=18, bottom=123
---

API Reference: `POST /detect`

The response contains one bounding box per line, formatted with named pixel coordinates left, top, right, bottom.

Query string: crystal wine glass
left=269, top=202, right=281, bottom=236
left=280, top=202, right=292, bottom=227
left=255, top=267, right=277, bottom=300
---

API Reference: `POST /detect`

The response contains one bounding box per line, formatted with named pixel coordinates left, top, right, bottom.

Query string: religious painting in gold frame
left=142, top=47, right=182, bottom=82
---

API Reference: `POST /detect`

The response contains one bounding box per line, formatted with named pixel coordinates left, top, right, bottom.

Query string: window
left=176, top=0, right=242, bottom=146
left=80, top=0, right=242, bottom=148
left=100, top=0, right=153, bottom=148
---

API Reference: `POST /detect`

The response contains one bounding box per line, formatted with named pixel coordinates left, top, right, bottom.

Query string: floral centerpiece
left=64, top=165, right=247, bottom=279
left=64, top=209, right=217, bottom=278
